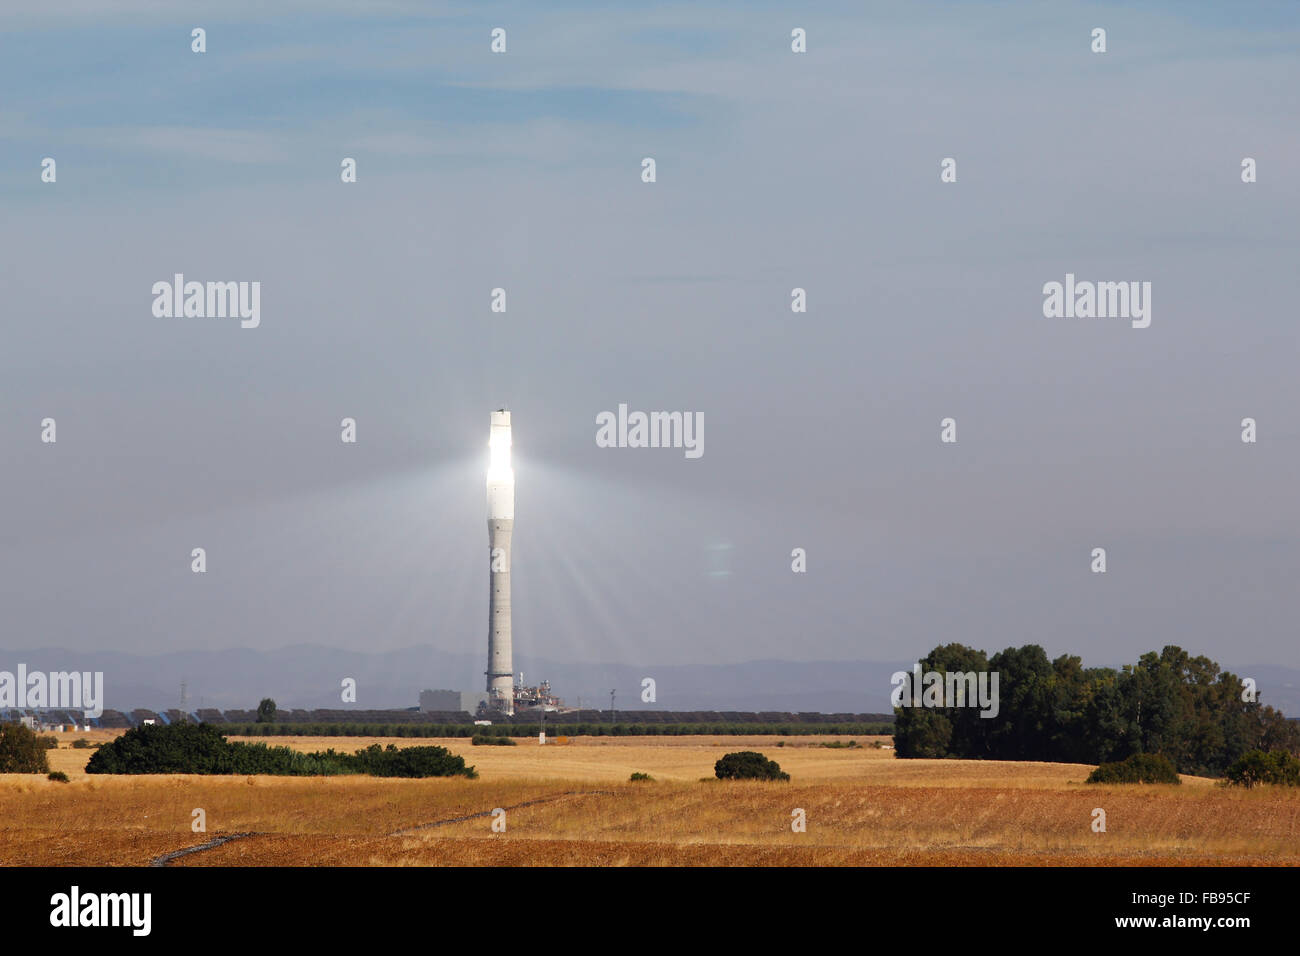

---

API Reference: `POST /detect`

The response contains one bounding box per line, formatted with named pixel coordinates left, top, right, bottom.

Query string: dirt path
left=150, top=832, right=262, bottom=866
left=390, top=789, right=613, bottom=836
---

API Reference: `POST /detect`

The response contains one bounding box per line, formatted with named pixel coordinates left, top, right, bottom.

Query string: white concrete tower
left=486, top=409, right=515, bottom=714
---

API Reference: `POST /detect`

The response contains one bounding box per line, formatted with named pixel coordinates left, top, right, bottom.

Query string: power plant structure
left=417, top=410, right=567, bottom=720
left=486, top=409, right=515, bottom=715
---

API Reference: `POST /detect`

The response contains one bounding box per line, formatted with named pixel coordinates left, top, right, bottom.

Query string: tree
left=0, top=722, right=51, bottom=773
left=714, top=751, right=789, bottom=781
left=893, top=708, right=953, bottom=758
left=892, top=643, right=990, bottom=758
left=256, top=698, right=277, bottom=723
left=1224, top=750, right=1300, bottom=788
left=985, top=644, right=1053, bottom=760
left=1256, top=704, right=1300, bottom=754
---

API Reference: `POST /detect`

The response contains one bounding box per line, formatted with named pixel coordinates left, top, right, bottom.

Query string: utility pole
left=610, top=689, right=616, bottom=725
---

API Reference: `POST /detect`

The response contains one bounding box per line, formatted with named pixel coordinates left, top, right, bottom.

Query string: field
left=3, top=730, right=1299, bottom=866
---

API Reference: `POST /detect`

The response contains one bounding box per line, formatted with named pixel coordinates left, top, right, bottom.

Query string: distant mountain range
left=3, top=645, right=1298, bottom=718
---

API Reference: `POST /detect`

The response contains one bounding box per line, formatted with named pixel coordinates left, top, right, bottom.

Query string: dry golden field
left=4, top=730, right=1299, bottom=866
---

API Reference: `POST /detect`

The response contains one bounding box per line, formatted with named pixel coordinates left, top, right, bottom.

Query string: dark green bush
left=87, top=723, right=241, bottom=774
left=71, top=738, right=95, bottom=749
left=0, top=723, right=52, bottom=773
left=84, top=722, right=475, bottom=778
left=348, top=743, right=477, bottom=778
left=1224, top=750, right=1300, bottom=788
left=1087, top=752, right=1181, bottom=784
left=629, top=771, right=654, bottom=781
left=714, top=751, right=790, bottom=781
left=47, top=771, right=70, bottom=782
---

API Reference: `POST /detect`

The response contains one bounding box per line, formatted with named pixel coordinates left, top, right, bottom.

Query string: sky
left=1, top=1, right=1298, bottom=678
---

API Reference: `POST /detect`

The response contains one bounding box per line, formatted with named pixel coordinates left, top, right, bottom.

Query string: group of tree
left=84, top=722, right=476, bottom=778
left=894, top=644, right=1300, bottom=777
left=215, top=707, right=894, bottom=726
left=221, top=721, right=892, bottom=738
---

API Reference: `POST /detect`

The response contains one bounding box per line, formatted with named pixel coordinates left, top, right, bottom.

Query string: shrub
left=0, top=723, right=52, bottom=773
left=71, top=739, right=95, bottom=749
left=629, top=772, right=654, bottom=782
left=47, top=771, right=70, bottom=783
left=1224, top=750, right=1300, bottom=788
left=472, top=734, right=517, bottom=746
left=1087, top=753, right=1181, bottom=785
left=714, top=751, right=790, bottom=781
left=84, top=722, right=476, bottom=778
left=349, top=743, right=477, bottom=779
left=38, top=735, right=60, bottom=750
left=87, top=722, right=234, bottom=774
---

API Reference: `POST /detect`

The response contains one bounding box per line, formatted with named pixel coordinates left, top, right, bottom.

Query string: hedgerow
left=84, top=723, right=475, bottom=778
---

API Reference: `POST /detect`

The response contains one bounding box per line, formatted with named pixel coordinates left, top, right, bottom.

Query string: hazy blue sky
left=1, top=1, right=1297, bottom=675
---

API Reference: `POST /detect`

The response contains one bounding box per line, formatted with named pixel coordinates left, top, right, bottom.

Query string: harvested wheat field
left=3, top=732, right=1298, bottom=866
